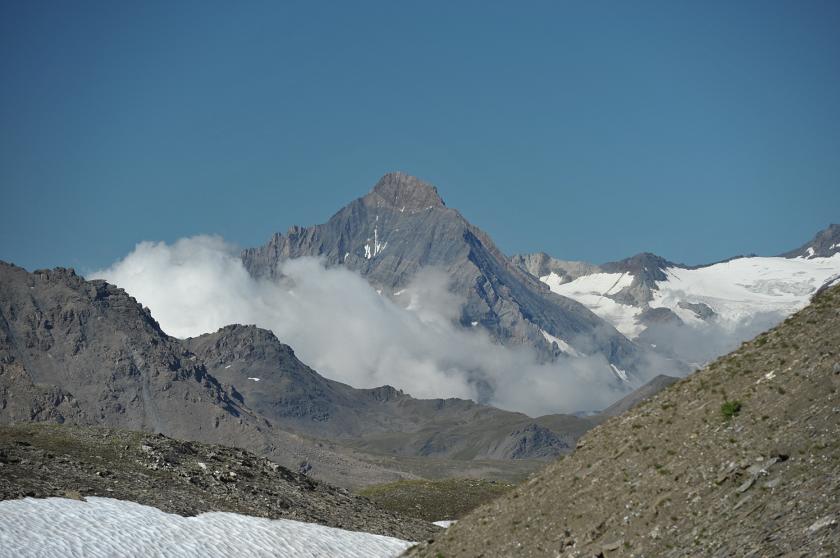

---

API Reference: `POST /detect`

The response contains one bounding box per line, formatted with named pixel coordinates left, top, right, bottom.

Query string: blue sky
left=2, top=0, right=839, bottom=272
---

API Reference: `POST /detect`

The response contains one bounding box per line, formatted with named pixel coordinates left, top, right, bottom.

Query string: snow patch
left=610, top=363, right=629, bottom=382
left=540, top=329, right=581, bottom=357
left=0, top=497, right=413, bottom=558
left=651, top=255, right=840, bottom=327
left=540, top=254, right=840, bottom=339
left=224, top=365, right=232, bottom=369
left=364, top=228, right=388, bottom=260
left=542, top=272, right=641, bottom=337
left=433, top=520, right=456, bottom=528
left=247, top=377, right=261, bottom=382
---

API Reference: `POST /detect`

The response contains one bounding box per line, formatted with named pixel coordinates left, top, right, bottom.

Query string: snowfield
left=542, top=271, right=641, bottom=336
left=543, top=255, right=840, bottom=339
left=0, top=497, right=414, bottom=558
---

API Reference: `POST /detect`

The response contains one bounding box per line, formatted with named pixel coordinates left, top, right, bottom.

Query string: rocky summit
left=242, top=172, right=659, bottom=383
left=408, top=282, right=840, bottom=557
left=781, top=223, right=840, bottom=259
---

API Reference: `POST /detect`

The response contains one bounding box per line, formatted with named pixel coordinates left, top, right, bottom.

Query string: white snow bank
left=541, top=255, right=840, bottom=338
left=651, top=255, right=840, bottom=327
left=0, top=497, right=413, bottom=558
left=542, top=271, right=642, bottom=337
left=433, top=520, right=457, bottom=528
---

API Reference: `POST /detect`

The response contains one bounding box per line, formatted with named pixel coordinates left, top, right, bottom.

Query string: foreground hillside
left=410, top=284, right=840, bottom=557
left=0, top=423, right=439, bottom=541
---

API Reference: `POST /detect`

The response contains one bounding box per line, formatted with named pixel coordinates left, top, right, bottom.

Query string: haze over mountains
left=0, top=261, right=601, bottom=487
left=91, top=173, right=840, bottom=417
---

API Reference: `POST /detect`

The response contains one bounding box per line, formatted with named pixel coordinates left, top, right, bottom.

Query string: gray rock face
left=242, top=172, right=647, bottom=374
left=780, top=223, right=840, bottom=259
left=509, top=253, right=600, bottom=284
left=0, top=262, right=431, bottom=488
left=185, top=324, right=585, bottom=460
left=678, top=301, right=716, bottom=320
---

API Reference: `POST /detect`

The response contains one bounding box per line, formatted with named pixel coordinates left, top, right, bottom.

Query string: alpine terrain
left=0, top=261, right=602, bottom=489
left=514, top=224, right=840, bottom=368
left=242, top=172, right=668, bottom=388
left=409, top=282, right=840, bottom=557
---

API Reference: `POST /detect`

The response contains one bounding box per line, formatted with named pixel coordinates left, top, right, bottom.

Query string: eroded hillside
left=410, top=284, right=840, bottom=557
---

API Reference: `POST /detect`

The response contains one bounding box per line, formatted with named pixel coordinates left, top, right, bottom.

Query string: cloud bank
left=92, top=236, right=633, bottom=416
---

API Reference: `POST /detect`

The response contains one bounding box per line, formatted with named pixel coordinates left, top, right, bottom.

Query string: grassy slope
left=359, top=478, right=516, bottom=522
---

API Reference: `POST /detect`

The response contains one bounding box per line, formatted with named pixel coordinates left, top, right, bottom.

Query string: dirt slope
left=409, top=284, right=840, bottom=557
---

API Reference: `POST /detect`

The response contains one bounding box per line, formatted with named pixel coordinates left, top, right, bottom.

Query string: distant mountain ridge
left=184, top=323, right=590, bottom=460
left=0, top=261, right=595, bottom=488
left=513, top=224, right=840, bottom=367
left=780, top=223, right=840, bottom=259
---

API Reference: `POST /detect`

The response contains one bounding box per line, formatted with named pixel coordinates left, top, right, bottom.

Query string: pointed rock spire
left=365, top=172, right=445, bottom=211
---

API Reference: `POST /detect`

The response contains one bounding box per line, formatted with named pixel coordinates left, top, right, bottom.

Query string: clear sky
left=2, top=0, right=839, bottom=272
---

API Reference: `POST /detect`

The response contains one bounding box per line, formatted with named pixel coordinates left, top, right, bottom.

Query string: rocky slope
left=0, top=262, right=426, bottom=488
left=0, top=261, right=590, bottom=488
left=0, top=423, right=439, bottom=541
left=408, top=283, right=840, bottom=557
left=241, top=172, right=654, bottom=382
left=781, top=223, right=840, bottom=259
left=185, top=324, right=590, bottom=461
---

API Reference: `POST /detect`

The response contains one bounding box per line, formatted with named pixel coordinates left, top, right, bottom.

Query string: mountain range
left=410, top=280, right=840, bottom=557
left=513, top=223, right=840, bottom=367
left=2, top=172, right=837, bottom=492
left=241, top=172, right=839, bottom=392
left=242, top=172, right=659, bottom=387
left=0, top=261, right=599, bottom=487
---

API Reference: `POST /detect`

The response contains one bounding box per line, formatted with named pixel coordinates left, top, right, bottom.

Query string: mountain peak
left=781, top=223, right=840, bottom=259
left=366, top=172, right=445, bottom=211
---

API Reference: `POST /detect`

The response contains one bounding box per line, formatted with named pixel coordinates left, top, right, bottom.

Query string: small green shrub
left=720, top=400, right=742, bottom=420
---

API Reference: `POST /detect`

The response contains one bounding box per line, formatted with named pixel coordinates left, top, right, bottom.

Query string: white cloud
left=92, top=236, right=635, bottom=416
